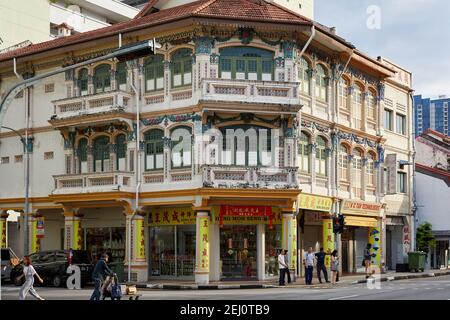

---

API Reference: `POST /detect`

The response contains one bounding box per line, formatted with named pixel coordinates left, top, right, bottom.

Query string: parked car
left=1, top=247, right=20, bottom=282
left=10, top=250, right=93, bottom=287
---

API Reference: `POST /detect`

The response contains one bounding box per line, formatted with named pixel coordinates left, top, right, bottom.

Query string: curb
left=350, top=271, right=450, bottom=284
left=133, top=283, right=276, bottom=290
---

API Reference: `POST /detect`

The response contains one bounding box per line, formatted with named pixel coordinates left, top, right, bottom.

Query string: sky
left=315, top=0, right=450, bottom=99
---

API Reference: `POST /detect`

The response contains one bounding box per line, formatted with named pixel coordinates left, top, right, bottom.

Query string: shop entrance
left=220, top=225, right=257, bottom=280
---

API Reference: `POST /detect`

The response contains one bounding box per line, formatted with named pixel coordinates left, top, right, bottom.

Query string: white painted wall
left=416, top=171, right=450, bottom=231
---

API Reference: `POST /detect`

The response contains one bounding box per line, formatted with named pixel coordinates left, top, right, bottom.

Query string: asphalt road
left=2, top=275, right=450, bottom=300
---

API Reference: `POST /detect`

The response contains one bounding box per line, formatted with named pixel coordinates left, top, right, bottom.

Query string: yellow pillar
left=282, top=209, right=297, bottom=275
left=368, top=226, right=381, bottom=269
left=322, top=214, right=334, bottom=269
left=64, top=209, right=83, bottom=250
left=195, top=210, right=210, bottom=284
left=134, top=214, right=146, bottom=262
left=0, top=211, right=8, bottom=248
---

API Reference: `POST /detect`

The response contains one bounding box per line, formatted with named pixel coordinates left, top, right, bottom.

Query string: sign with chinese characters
left=213, top=209, right=282, bottom=225
left=0, top=219, right=6, bottom=248
left=290, top=217, right=297, bottom=270
left=298, top=194, right=333, bottom=212
left=322, top=218, right=334, bottom=268
left=219, top=205, right=274, bottom=229
left=341, top=200, right=382, bottom=217
left=148, top=207, right=196, bottom=226
left=65, top=225, right=71, bottom=250
left=73, top=219, right=82, bottom=250
left=198, top=215, right=209, bottom=272
left=135, top=219, right=145, bottom=259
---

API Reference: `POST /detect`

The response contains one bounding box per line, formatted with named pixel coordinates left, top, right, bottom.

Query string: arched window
left=338, top=144, right=349, bottom=182
left=116, top=62, right=127, bottom=91
left=144, top=54, right=164, bottom=92
left=94, top=64, right=111, bottom=93
left=298, top=57, right=310, bottom=95
left=338, top=78, right=349, bottom=111
left=352, top=148, right=363, bottom=198
left=93, top=136, right=110, bottom=172
left=144, top=129, right=164, bottom=171
left=78, top=68, right=88, bottom=96
left=315, top=136, right=327, bottom=176
left=352, top=84, right=364, bottom=130
left=366, top=152, right=376, bottom=187
left=367, top=90, right=377, bottom=122
left=77, top=138, right=88, bottom=173
left=220, top=125, right=271, bottom=166
left=298, top=131, right=310, bottom=173
left=219, top=47, right=274, bottom=81
left=315, top=64, right=328, bottom=102
left=171, top=49, right=192, bottom=88
left=171, top=126, right=192, bottom=168
left=116, top=134, right=126, bottom=171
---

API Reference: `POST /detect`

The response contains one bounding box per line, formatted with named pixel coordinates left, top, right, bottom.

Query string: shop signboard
left=36, top=217, right=45, bottom=239
left=341, top=199, right=382, bottom=217
left=198, top=215, right=209, bottom=272
left=298, top=194, right=333, bottom=212
left=148, top=207, right=197, bottom=226
left=218, top=205, right=279, bottom=229
left=73, top=219, right=82, bottom=250
left=135, top=219, right=145, bottom=259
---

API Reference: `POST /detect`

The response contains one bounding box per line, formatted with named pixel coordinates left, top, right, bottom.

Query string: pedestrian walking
left=363, top=243, right=372, bottom=279
left=90, top=253, right=114, bottom=300
left=18, top=256, right=45, bottom=300
left=315, top=247, right=330, bottom=283
left=330, top=250, right=339, bottom=285
left=303, top=247, right=315, bottom=285
left=284, top=250, right=292, bottom=283
left=278, top=249, right=289, bottom=286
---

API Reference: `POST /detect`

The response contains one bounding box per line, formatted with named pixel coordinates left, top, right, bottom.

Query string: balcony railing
left=202, top=165, right=298, bottom=189
left=200, top=78, right=300, bottom=106
left=52, top=90, right=133, bottom=119
left=53, top=171, right=134, bottom=194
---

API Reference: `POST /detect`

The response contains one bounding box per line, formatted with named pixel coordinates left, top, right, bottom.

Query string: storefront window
left=85, top=227, right=125, bottom=262
left=265, top=224, right=281, bottom=277
left=149, top=225, right=196, bottom=277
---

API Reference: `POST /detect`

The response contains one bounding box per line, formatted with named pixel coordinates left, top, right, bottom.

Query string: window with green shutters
left=78, top=68, right=88, bottom=96
left=116, top=62, right=127, bottom=91
left=219, top=47, right=274, bottom=81
left=144, top=129, right=164, bottom=171
left=315, top=136, right=328, bottom=176
left=116, top=134, right=126, bottom=171
left=315, top=64, right=328, bottom=102
left=298, top=57, right=310, bottom=95
left=78, top=138, right=88, bottom=173
left=298, top=131, right=310, bottom=173
left=171, top=126, right=192, bottom=168
left=93, top=136, right=110, bottom=172
left=171, top=49, right=192, bottom=88
left=144, top=54, right=164, bottom=92
left=94, top=64, right=111, bottom=94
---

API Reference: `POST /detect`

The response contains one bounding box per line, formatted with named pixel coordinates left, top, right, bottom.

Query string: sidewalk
left=128, top=269, right=450, bottom=290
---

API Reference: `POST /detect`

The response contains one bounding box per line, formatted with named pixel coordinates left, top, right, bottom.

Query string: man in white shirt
left=303, top=247, right=315, bottom=285
left=278, top=249, right=289, bottom=286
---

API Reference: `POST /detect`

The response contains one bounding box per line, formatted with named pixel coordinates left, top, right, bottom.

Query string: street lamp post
left=0, top=39, right=158, bottom=259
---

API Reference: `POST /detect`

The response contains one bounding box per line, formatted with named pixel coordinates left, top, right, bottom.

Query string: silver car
left=1, top=248, right=19, bottom=282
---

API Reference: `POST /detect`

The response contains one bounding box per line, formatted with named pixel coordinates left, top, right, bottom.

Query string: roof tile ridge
left=193, top=0, right=221, bottom=14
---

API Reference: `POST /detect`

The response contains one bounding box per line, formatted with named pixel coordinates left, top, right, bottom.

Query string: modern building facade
left=415, top=129, right=450, bottom=269
left=413, top=95, right=450, bottom=137
left=0, top=0, right=139, bottom=51
left=0, top=0, right=413, bottom=283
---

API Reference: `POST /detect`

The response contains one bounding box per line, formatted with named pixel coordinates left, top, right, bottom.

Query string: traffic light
left=333, top=214, right=345, bottom=234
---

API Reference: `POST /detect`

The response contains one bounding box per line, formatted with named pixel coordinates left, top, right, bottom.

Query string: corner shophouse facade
left=0, top=0, right=413, bottom=283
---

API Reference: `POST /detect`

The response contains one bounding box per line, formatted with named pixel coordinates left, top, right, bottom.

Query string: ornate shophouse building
left=0, top=0, right=413, bottom=283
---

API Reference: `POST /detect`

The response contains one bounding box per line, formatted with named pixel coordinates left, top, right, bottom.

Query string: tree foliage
left=416, top=222, right=436, bottom=253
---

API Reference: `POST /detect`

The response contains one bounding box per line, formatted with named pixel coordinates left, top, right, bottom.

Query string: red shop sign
left=219, top=205, right=274, bottom=229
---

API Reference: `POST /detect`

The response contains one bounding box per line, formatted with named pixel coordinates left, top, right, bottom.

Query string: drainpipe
left=297, top=25, right=316, bottom=60
left=127, top=62, right=141, bottom=283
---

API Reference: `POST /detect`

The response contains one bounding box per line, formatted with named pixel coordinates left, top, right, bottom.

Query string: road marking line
left=328, top=295, right=359, bottom=300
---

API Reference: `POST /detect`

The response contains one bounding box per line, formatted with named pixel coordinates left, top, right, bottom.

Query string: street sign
left=36, top=217, right=45, bottom=238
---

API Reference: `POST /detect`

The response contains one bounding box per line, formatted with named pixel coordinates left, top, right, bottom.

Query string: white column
left=209, top=222, right=220, bottom=281
left=257, top=223, right=266, bottom=280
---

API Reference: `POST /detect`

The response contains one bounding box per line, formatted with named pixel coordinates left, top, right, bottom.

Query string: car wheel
left=52, top=275, right=62, bottom=287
